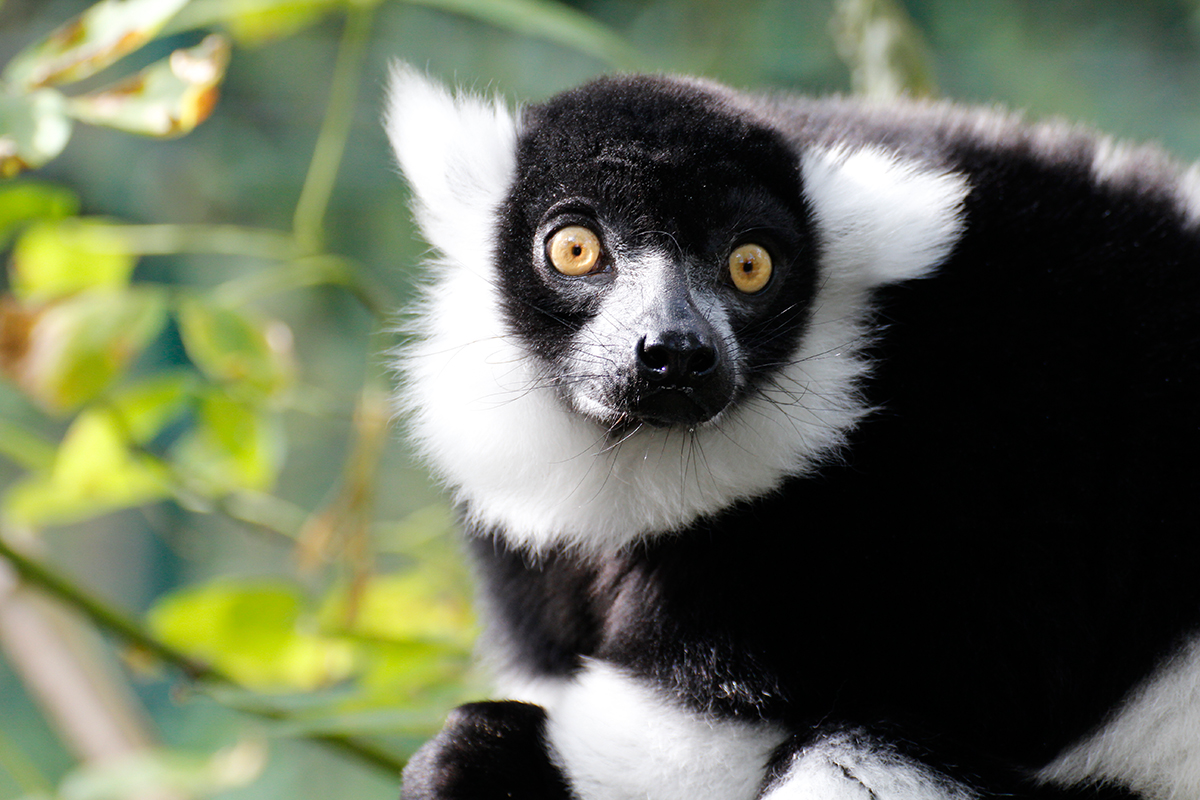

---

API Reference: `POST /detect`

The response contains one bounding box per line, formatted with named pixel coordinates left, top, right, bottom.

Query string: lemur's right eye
left=547, top=226, right=603, bottom=276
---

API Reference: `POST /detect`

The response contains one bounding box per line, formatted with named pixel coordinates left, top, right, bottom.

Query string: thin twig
left=0, top=538, right=220, bottom=682
left=293, top=6, right=376, bottom=254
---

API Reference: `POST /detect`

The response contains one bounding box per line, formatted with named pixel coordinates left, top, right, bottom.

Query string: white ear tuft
left=384, top=63, right=520, bottom=268
left=801, top=146, right=970, bottom=288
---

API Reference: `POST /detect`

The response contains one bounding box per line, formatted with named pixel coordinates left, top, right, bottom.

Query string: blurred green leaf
left=55, top=742, right=265, bottom=800
left=171, top=389, right=285, bottom=494
left=170, top=0, right=346, bottom=45
left=0, top=287, right=169, bottom=412
left=67, top=34, right=231, bottom=137
left=177, top=298, right=295, bottom=398
left=0, top=419, right=57, bottom=471
left=148, top=580, right=357, bottom=690
left=107, top=371, right=196, bottom=444
left=354, top=639, right=472, bottom=698
left=2, top=0, right=191, bottom=90
left=3, top=406, right=171, bottom=527
left=0, top=90, right=74, bottom=178
left=0, top=182, right=80, bottom=249
left=320, top=571, right=476, bottom=648
left=10, top=219, right=137, bottom=302
left=319, top=571, right=477, bottom=699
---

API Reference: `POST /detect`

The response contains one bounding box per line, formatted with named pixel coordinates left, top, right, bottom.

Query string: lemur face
left=492, top=78, right=818, bottom=432
left=387, top=65, right=966, bottom=551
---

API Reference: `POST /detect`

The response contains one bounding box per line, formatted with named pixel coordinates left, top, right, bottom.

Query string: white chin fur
left=390, top=68, right=968, bottom=555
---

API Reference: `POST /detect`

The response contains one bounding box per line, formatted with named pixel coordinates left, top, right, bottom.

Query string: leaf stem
left=292, top=6, right=376, bottom=254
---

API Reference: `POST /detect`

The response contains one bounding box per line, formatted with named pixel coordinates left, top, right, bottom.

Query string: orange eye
left=547, top=226, right=603, bottom=276
left=728, top=243, right=772, bottom=293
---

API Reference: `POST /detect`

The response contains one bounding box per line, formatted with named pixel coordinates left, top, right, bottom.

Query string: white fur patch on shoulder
left=1176, top=162, right=1200, bottom=228
left=540, top=661, right=787, bottom=800
left=762, top=731, right=976, bottom=800
left=384, top=63, right=519, bottom=270
left=1089, top=135, right=1200, bottom=229
left=1038, top=635, right=1200, bottom=800
left=800, top=146, right=969, bottom=287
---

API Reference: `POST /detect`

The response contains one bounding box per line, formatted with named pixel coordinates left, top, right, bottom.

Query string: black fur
left=401, top=702, right=573, bottom=800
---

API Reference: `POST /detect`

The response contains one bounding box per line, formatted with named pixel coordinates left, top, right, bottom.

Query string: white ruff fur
left=508, top=662, right=787, bottom=800
left=762, top=731, right=976, bottom=800
left=388, top=68, right=969, bottom=554
left=1038, top=635, right=1200, bottom=800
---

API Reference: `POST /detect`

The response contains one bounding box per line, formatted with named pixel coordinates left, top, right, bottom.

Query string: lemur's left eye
left=547, top=226, right=603, bottom=276
left=728, top=243, right=772, bottom=293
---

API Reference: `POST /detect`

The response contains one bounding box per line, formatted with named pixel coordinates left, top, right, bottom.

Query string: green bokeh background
left=2, top=1, right=1200, bottom=798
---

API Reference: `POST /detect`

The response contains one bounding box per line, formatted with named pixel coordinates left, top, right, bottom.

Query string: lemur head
left=492, top=76, right=818, bottom=431
left=386, top=66, right=967, bottom=554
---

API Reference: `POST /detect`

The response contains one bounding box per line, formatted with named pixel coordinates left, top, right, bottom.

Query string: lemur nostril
left=637, top=338, right=673, bottom=374
left=637, top=333, right=719, bottom=384
left=688, top=346, right=716, bottom=376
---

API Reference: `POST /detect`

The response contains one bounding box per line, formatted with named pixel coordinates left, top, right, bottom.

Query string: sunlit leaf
left=355, top=639, right=472, bottom=698
left=171, top=389, right=285, bottom=494
left=67, top=35, right=231, bottom=137
left=10, top=219, right=137, bottom=302
left=0, top=90, right=73, bottom=178
left=3, top=407, right=171, bottom=527
left=0, top=288, right=169, bottom=413
left=170, top=0, right=345, bottom=45
left=177, top=297, right=295, bottom=397
left=2, top=0, right=192, bottom=90
left=56, top=742, right=265, bottom=800
left=148, top=580, right=356, bottom=690
left=320, top=571, right=476, bottom=647
left=0, top=182, right=79, bottom=249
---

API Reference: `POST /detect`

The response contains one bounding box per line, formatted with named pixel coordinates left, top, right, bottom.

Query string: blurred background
left=2, top=1, right=1200, bottom=799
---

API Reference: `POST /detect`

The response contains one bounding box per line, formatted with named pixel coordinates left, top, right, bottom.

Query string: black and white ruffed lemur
left=384, top=66, right=1200, bottom=800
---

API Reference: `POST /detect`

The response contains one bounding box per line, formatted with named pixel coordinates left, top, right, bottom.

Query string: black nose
left=636, top=330, right=719, bottom=387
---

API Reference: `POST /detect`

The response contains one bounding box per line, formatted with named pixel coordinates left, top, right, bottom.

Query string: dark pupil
left=742, top=260, right=753, bottom=273
left=571, top=244, right=583, bottom=257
